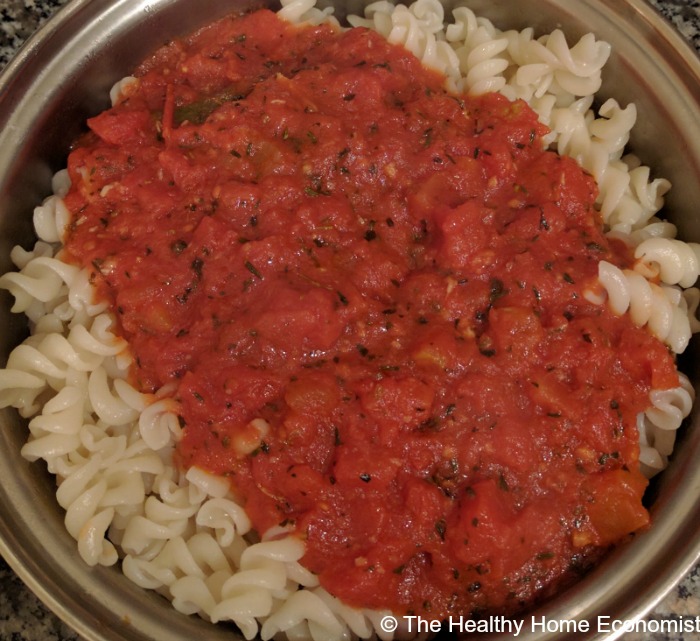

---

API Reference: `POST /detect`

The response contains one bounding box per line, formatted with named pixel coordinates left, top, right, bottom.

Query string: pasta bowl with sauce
left=0, top=0, right=699, bottom=640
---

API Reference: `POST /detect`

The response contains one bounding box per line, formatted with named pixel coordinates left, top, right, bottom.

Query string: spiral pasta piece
left=346, top=0, right=460, bottom=81
left=646, top=373, right=695, bottom=431
left=634, top=237, right=700, bottom=288
left=594, top=261, right=693, bottom=353
left=277, top=0, right=337, bottom=26
left=260, top=590, right=348, bottom=641
left=0, top=369, right=46, bottom=415
left=0, top=254, right=75, bottom=315
left=638, top=373, right=695, bottom=476
left=454, top=33, right=509, bottom=95
left=33, top=194, right=72, bottom=243
left=206, top=538, right=311, bottom=638
left=195, top=497, right=252, bottom=547
left=136, top=396, right=181, bottom=450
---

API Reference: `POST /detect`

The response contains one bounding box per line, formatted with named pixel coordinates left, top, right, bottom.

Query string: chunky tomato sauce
left=63, top=9, right=679, bottom=621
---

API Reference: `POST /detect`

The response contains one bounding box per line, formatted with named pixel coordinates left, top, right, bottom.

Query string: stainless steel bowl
left=1, top=1, right=699, bottom=640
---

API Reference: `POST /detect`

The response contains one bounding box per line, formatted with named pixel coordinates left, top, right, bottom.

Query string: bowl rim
left=1, top=1, right=700, bottom=640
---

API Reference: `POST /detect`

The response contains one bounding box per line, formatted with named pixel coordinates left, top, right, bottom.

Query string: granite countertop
left=1, top=0, right=700, bottom=640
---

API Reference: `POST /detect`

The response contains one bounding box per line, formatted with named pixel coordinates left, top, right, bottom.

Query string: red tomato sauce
left=63, top=9, right=679, bottom=621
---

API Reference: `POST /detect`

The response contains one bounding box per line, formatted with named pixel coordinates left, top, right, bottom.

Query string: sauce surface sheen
left=63, top=9, right=679, bottom=619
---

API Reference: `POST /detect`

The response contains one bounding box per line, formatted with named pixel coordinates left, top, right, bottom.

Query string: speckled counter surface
left=1, top=1, right=700, bottom=640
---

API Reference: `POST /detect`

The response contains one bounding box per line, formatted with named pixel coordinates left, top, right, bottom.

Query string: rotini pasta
left=0, top=1, right=696, bottom=639
left=638, top=373, right=695, bottom=476
left=592, top=261, right=692, bottom=352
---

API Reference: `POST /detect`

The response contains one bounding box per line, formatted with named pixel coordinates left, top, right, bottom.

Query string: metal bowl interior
left=0, top=1, right=699, bottom=640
